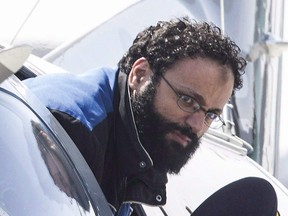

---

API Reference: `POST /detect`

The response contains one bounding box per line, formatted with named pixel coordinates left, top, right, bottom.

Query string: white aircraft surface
left=1, top=0, right=288, bottom=215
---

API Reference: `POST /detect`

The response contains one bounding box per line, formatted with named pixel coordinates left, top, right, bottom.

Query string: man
left=25, top=17, right=278, bottom=215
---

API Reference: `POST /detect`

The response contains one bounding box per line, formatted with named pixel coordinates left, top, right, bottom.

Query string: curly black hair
left=118, top=17, right=247, bottom=93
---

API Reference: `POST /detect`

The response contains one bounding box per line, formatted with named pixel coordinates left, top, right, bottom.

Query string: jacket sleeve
left=50, top=109, right=106, bottom=183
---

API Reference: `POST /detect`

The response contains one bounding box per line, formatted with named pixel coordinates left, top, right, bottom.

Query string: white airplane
left=1, top=0, right=288, bottom=215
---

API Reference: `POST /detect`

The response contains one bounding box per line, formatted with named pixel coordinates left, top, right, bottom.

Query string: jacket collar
left=117, top=70, right=153, bottom=176
left=115, top=70, right=168, bottom=205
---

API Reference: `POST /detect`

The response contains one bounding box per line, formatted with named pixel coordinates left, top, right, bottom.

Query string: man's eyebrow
left=207, top=107, right=223, bottom=115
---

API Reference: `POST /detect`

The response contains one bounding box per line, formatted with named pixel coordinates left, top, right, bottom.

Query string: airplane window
left=15, top=66, right=37, bottom=80
left=0, top=89, right=97, bottom=216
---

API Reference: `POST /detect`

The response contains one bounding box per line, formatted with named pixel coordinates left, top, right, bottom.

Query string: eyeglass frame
left=160, top=75, right=226, bottom=128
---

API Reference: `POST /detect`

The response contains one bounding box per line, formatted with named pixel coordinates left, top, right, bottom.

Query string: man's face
left=131, top=80, right=200, bottom=174
left=129, top=57, right=234, bottom=174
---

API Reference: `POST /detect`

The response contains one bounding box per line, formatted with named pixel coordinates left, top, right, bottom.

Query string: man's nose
left=185, top=111, right=206, bottom=134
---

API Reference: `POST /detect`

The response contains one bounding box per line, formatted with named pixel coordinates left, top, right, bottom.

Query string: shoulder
left=24, top=67, right=119, bottom=130
left=24, top=67, right=118, bottom=90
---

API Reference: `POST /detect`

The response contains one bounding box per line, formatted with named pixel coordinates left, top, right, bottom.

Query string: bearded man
left=25, top=17, right=278, bottom=216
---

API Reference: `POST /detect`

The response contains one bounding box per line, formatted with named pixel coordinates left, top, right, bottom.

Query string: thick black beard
left=131, top=81, right=200, bottom=174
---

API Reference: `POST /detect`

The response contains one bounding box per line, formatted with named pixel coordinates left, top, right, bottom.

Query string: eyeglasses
left=161, top=75, right=226, bottom=129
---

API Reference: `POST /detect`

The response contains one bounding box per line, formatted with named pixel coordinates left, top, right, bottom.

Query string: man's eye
left=206, top=112, right=219, bottom=120
left=178, top=95, right=201, bottom=111
left=179, top=95, right=194, bottom=105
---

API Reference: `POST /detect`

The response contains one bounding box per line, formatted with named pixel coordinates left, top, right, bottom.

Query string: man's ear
left=128, top=57, right=153, bottom=91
